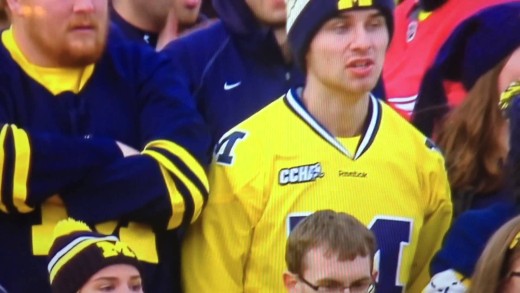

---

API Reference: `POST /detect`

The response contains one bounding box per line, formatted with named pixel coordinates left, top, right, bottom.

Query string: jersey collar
left=283, top=88, right=382, bottom=160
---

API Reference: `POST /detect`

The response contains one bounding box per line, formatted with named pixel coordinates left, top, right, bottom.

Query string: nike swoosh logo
left=224, top=81, right=241, bottom=90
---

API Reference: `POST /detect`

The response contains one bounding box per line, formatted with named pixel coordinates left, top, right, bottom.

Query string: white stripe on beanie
left=286, top=0, right=311, bottom=34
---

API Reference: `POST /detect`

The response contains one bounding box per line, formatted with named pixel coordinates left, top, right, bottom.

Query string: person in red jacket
left=382, top=0, right=510, bottom=118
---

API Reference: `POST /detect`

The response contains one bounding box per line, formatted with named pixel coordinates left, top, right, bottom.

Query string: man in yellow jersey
left=182, top=0, right=452, bottom=292
left=284, top=210, right=377, bottom=293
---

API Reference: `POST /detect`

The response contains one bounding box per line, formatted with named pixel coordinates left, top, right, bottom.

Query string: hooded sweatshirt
left=162, top=0, right=305, bottom=146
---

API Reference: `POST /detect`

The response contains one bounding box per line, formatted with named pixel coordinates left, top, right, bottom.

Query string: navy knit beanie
left=286, top=0, right=395, bottom=69
left=47, top=218, right=142, bottom=293
left=412, top=2, right=520, bottom=136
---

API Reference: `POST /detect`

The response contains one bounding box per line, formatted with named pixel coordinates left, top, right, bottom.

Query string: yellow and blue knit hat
left=286, top=0, right=395, bottom=69
left=47, top=218, right=141, bottom=293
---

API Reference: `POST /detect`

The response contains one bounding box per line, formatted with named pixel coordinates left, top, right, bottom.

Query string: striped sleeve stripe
left=170, top=175, right=195, bottom=229
left=146, top=146, right=208, bottom=204
left=0, top=125, right=8, bottom=213
left=11, top=125, right=32, bottom=213
left=0, top=125, right=33, bottom=214
left=1, top=125, right=17, bottom=213
left=143, top=149, right=202, bottom=229
left=155, top=164, right=185, bottom=229
left=143, top=140, right=208, bottom=221
left=1, top=125, right=16, bottom=213
left=143, top=140, right=208, bottom=191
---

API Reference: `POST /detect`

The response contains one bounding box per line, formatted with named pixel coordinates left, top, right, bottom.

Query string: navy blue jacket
left=0, top=30, right=210, bottom=293
left=110, top=5, right=159, bottom=47
left=162, top=0, right=305, bottom=145
left=431, top=202, right=517, bottom=277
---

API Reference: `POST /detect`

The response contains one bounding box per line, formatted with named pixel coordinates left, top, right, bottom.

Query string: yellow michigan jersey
left=182, top=89, right=452, bottom=293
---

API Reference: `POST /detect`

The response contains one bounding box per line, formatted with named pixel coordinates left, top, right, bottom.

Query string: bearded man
left=0, top=0, right=211, bottom=292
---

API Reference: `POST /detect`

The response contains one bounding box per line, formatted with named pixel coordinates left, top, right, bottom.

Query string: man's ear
left=283, top=271, right=299, bottom=291
left=371, top=270, right=379, bottom=283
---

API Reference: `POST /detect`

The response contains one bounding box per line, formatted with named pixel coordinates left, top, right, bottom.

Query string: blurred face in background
left=134, top=0, right=173, bottom=30
left=245, top=0, right=286, bottom=28
left=172, top=0, right=201, bottom=26
left=499, top=47, right=520, bottom=92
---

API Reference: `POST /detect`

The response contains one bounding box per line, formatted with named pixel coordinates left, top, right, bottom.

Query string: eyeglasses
left=298, top=275, right=375, bottom=293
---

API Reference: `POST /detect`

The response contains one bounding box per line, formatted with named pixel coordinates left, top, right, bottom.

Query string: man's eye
left=98, top=285, right=115, bottom=292
left=333, top=23, right=350, bottom=33
left=130, top=284, right=142, bottom=291
left=367, top=18, right=385, bottom=29
left=350, top=280, right=373, bottom=291
left=319, top=283, right=343, bottom=290
left=351, top=283, right=366, bottom=289
left=129, top=280, right=143, bottom=292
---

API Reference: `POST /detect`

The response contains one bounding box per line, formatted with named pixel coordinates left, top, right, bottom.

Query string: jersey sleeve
left=182, top=129, right=268, bottom=293
left=61, top=49, right=211, bottom=230
left=0, top=122, right=122, bottom=214
left=407, top=147, right=453, bottom=293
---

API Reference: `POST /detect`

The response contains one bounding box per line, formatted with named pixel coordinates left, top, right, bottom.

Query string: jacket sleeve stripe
left=170, top=174, right=195, bottom=229
left=11, top=125, right=32, bottom=213
left=143, top=140, right=208, bottom=191
left=156, top=164, right=185, bottom=229
left=0, top=125, right=8, bottom=213
left=1, top=125, right=16, bottom=214
left=142, top=149, right=202, bottom=229
left=146, top=146, right=209, bottom=204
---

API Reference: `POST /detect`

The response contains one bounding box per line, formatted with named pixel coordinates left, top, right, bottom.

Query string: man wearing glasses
left=284, top=210, right=376, bottom=293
